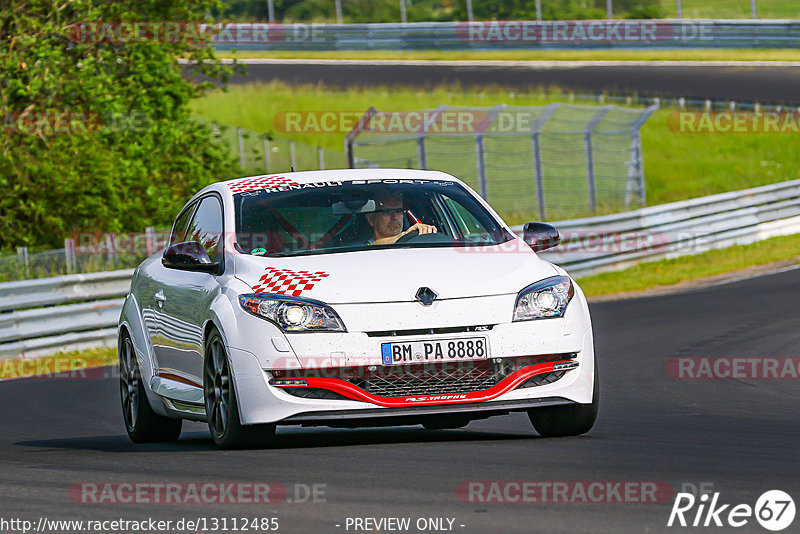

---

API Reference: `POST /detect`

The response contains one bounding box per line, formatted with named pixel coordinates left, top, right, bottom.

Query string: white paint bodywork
left=119, top=169, right=595, bottom=425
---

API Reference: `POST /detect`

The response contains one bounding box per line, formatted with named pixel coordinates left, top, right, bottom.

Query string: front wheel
left=119, top=333, right=182, bottom=443
left=528, top=366, right=599, bottom=437
left=204, top=328, right=275, bottom=449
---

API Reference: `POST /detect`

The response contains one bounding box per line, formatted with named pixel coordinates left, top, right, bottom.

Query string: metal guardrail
left=521, top=178, right=800, bottom=277
left=3, top=178, right=800, bottom=359
left=214, top=20, right=800, bottom=51
left=0, top=271, right=132, bottom=359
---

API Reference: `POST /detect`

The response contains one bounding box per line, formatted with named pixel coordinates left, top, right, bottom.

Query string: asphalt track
left=213, top=60, right=800, bottom=104
left=2, top=266, right=798, bottom=533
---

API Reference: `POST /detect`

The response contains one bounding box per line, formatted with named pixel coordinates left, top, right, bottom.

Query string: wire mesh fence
left=213, top=123, right=347, bottom=176
left=0, top=230, right=168, bottom=283
left=347, top=103, right=658, bottom=223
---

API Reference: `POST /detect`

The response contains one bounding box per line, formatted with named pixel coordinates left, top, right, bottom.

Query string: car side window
left=169, top=203, right=196, bottom=248
left=185, top=196, right=224, bottom=263
left=442, top=195, right=489, bottom=239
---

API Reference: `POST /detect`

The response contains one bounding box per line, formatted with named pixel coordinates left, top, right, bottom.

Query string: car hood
left=233, top=238, right=559, bottom=304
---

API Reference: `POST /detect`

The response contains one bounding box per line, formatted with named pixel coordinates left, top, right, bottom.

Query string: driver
left=365, top=192, right=437, bottom=245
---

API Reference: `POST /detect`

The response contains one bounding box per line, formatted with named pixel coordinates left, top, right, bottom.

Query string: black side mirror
left=522, top=222, right=560, bottom=252
left=162, top=241, right=220, bottom=273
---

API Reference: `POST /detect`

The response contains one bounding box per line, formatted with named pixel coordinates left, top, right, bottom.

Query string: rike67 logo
left=668, top=490, right=795, bottom=531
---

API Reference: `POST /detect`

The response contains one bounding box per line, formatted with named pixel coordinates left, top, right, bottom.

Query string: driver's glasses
left=374, top=208, right=404, bottom=216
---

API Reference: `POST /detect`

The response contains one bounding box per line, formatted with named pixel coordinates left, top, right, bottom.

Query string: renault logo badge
left=415, top=287, right=438, bottom=306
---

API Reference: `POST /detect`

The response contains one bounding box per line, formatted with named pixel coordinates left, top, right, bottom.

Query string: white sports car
left=118, top=169, right=598, bottom=448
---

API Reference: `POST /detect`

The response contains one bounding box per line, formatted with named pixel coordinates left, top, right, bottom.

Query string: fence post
left=289, top=140, right=297, bottom=171
left=400, top=0, right=407, bottom=23
left=626, top=103, right=659, bottom=208
left=145, top=227, right=156, bottom=255
left=17, top=246, right=29, bottom=278
left=625, top=132, right=642, bottom=209
left=237, top=127, right=246, bottom=170
left=466, top=0, right=474, bottom=21
left=475, top=135, right=488, bottom=199
left=606, top=0, right=613, bottom=19
left=584, top=106, right=612, bottom=215
left=530, top=103, right=560, bottom=221
left=412, top=104, right=448, bottom=170
left=751, top=0, right=757, bottom=18
left=318, top=146, right=325, bottom=170
left=105, top=234, right=116, bottom=267
left=416, top=136, right=427, bottom=169
left=267, top=0, right=275, bottom=22
left=64, top=239, right=75, bottom=273
left=676, top=0, right=682, bottom=18
left=263, top=136, right=271, bottom=173
left=335, top=0, right=343, bottom=24
left=535, top=0, right=542, bottom=21
left=345, top=139, right=354, bottom=168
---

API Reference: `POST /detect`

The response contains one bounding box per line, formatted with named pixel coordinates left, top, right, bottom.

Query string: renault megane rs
left=118, top=169, right=598, bottom=448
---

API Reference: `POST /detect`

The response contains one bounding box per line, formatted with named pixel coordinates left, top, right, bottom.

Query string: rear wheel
left=119, top=333, right=182, bottom=443
left=528, top=366, right=599, bottom=437
left=204, top=328, right=275, bottom=449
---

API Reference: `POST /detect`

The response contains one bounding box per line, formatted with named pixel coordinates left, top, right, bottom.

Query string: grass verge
left=0, top=346, right=117, bottom=380
left=577, top=232, right=800, bottom=297
left=214, top=49, right=800, bottom=62
left=190, top=81, right=800, bottom=214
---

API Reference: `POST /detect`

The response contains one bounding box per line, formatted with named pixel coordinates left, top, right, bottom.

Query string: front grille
left=273, top=353, right=576, bottom=398
left=350, top=359, right=506, bottom=397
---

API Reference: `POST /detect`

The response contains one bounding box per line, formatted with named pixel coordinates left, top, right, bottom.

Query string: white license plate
left=380, top=337, right=490, bottom=365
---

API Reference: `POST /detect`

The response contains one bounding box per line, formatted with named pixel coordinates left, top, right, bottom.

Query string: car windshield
left=233, top=179, right=514, bottom=257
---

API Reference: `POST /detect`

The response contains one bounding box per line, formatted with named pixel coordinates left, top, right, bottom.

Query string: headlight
left=513, top=276, right=574, bottom=321
left=238, top=293, right=346, bottom=332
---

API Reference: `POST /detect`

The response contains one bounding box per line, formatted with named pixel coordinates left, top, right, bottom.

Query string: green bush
left=0, top=0, right=239, bottom=251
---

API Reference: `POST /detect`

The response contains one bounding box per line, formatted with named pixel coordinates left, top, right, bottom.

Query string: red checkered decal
left=252, top=267, right=330, bottom=297
left=227, top=175, right=299, bottom=194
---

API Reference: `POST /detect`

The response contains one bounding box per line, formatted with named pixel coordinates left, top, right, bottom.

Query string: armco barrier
left=212, top=20, right=800, bottom=51
left=523, top=178, right=800, bottom=276
left=3, top=178, right=800, bottom=360
left=0, top=270, right=132, bottom=359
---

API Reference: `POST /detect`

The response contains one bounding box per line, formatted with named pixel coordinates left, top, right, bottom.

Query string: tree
left=0, top=0, right=239, bottom=250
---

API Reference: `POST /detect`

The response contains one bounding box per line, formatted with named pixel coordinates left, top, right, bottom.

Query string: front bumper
left=221, top=285, right=595, bottom=426
left=228, top=326, right=595, bottom=426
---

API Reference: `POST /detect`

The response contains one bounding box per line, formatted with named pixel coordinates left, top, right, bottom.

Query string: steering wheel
left=395, top=229, right=419, bottom=244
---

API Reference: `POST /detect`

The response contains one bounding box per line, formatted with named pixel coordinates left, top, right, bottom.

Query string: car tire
left=204, top=327, right=276, bottom=449
left=119, top=332, right=182, bottom=443
left=528, top=365, right=599, bottom=438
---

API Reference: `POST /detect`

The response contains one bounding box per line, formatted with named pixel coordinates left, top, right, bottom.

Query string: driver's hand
left=403, top=222, right=437, bottom=236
